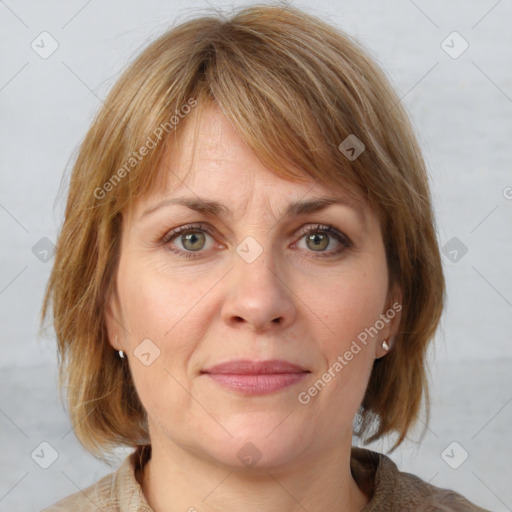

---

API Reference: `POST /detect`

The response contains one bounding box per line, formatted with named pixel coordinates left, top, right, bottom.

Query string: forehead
left=162, top=104, right=304, bottom=194
left=129, top=105, right=367, bottom=220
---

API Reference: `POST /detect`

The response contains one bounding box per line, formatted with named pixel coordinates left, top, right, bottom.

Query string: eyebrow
left=140, top=196, right=365, bottom=223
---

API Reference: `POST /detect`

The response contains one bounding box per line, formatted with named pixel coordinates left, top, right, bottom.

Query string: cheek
left=302, top=274, right=383, bottom=422
left=307, top=264, right=388, bottom=349
left=116, top=257, right=209, bottom=429
left=297, top=257, right=388, bottom=408
left=116, top=251, right=216, bottom=342
left=115, top=251, right=223, bottom=419
left=339, top=280, right=387, bottom=337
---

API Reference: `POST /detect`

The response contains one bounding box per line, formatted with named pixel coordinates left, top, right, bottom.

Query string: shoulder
left=386, top=467, right=492, bottom=512
left=40, top=470, right=117, bottom=512
left=351, top=447, right=492, bottom=512
left=40, top=449, right=151, bottom=512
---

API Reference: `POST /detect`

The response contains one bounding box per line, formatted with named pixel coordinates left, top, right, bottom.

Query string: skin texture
left=106, top=105, right=401, bottom=512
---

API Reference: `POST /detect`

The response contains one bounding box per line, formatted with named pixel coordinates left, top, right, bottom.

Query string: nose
left=220, top=247, right=296, bottom=333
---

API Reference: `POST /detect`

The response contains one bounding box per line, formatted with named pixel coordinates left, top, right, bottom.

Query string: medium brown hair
left=41, top=3, right=445, bottom=460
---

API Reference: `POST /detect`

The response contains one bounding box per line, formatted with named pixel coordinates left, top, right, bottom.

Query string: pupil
left=183, top=232, right=204, bottom=251
left=308, top=233, right=328, bottom=251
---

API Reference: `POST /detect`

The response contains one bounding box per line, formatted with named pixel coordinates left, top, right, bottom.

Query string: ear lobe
left=375, top=286, right=403, bottom=358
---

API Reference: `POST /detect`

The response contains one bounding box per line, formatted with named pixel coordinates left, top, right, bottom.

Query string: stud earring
left=114, top=335, right=126, bottom=359
left=382, top=339, right=390, bottom=351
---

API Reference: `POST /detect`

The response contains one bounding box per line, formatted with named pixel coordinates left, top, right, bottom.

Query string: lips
left=201, top=359, right=310, bottom=395
left=202, top=359, right=308, bottom=375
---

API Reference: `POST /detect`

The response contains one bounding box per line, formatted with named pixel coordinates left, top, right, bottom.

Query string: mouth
left=200, top=359, right=310, bottom=395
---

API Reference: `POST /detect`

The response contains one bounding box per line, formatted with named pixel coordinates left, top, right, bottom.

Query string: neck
left=139, top=436, right=369, bottom=512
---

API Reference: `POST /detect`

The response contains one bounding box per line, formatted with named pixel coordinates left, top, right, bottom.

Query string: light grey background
left=1, top=0, right=511, bottom=511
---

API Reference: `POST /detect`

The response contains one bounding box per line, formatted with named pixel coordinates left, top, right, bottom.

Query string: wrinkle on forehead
left=133, top=106, right=313, bottom=221
left=126, top=103, right=365, bottom=231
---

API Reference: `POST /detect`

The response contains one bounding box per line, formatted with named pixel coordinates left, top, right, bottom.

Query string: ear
left=104, top=284, right=124, bottom=352
left=374, top=283, right=403, bottom=359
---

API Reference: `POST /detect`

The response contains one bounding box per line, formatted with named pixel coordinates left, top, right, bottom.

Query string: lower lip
left=204, top=373, right=308, bottom=395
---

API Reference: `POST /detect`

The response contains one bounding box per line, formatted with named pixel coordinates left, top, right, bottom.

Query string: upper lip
left=201, top=359, right=309, bottom=375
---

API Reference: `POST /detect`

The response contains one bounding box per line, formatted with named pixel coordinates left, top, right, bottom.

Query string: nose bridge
left=221, top=236, right=296, bottom=331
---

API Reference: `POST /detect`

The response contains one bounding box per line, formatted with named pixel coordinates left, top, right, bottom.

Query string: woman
left=41, top=4, right=491, bottom=511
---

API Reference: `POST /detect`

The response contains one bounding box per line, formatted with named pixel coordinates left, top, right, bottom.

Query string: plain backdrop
left=1, top=0, right=511, bottom=510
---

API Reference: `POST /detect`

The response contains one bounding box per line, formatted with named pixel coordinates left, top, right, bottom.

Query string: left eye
left=293, top=225, right=351, bottom=256
left=175, top=230, right=208, bottom=251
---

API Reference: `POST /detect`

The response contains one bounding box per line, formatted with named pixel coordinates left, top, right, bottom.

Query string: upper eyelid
left=163, top=222, right=350, bottom=248
left=162, top=222, right=218, bottom=242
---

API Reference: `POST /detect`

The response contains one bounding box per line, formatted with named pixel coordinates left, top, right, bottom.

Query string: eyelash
left=161, top=223, right=352, bottom=259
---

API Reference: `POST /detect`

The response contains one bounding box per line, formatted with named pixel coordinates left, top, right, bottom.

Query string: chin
left=201, top=414, right=312, bottom=472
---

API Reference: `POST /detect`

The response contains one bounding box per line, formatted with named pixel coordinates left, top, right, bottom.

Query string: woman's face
left=106, top=105, right=400, bottom=470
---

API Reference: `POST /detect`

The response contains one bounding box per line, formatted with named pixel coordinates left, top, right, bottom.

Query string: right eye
left=162, top=223, right=222, bottom=258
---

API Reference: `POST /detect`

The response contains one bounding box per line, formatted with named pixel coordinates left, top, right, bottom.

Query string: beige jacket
left=42, top=446, right=491, bottom=511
